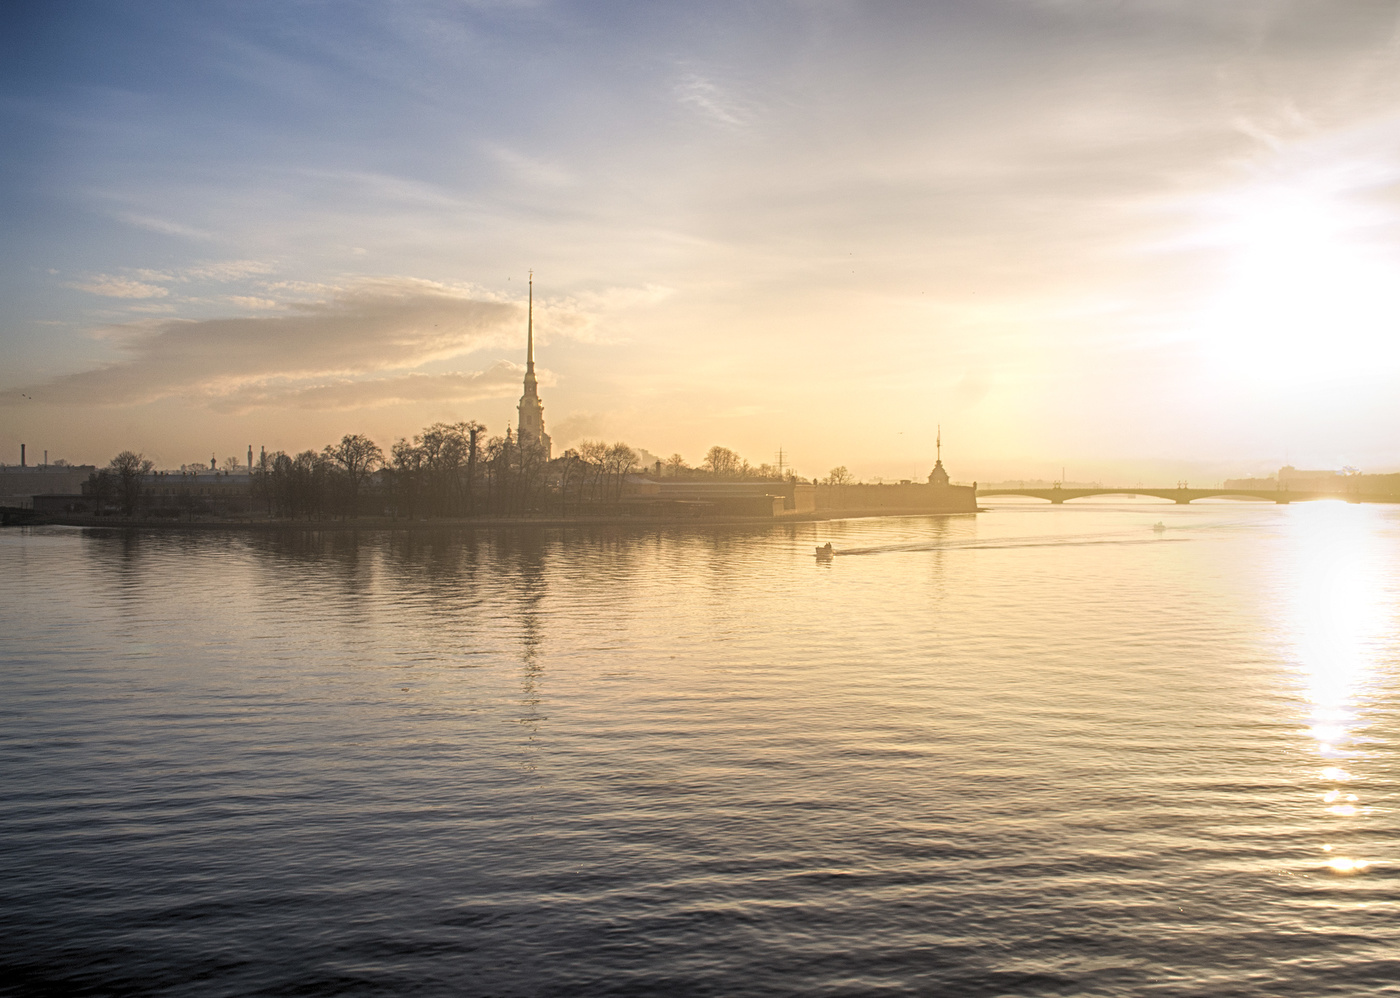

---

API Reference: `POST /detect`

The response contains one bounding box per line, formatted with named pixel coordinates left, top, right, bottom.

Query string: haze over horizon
left=4, top=1, right=1400, bottom=483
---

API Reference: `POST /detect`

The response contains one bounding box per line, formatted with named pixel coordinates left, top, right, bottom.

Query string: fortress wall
left=815, top=483, right=977, bottom=512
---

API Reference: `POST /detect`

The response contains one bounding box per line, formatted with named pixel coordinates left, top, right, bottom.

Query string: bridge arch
left=1057, top=492, right=1175, bottom=504
left=975, top=487, right=1348, bottom=505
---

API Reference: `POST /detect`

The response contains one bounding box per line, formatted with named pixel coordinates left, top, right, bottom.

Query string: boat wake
left=820, top=533, right=1190, bottom=557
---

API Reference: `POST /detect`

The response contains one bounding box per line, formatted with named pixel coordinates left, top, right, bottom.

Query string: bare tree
left=327, top=433, right=383, bottom=518
left=388, top=438, right=425, bottom=519
left=577, top=440, right=608, bottom=502
left=83, top=469, right=115, bottom=516
left=252, top=448, right=275, bottom=516
left=825, top=466, right=854, bottom=486
left=291, top=450, right=331, bottom=519
left=221, top=456, right=242, bottom=474
left=557, top=449, right=584, bottom=514
left=604, top=442, right=638, bottom=499
left=665, top=453, right=687, bottom=477
left=704, top=446, right=741, bottom=478
left=108, top=451, right=154, bottom=517
left=418, top=423, right=471, bottom=515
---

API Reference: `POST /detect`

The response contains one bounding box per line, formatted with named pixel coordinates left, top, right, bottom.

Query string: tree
left=388, top=438, right=425, bottom=519
left=83, top=469, right=115, bottom=516
left=577, top=440, right=608, bottom=502
left=704, top=446, right=742, bottom=478
left=291, top=450, right=330, bottom=519
left=418, top=423, right=471, bottom=515
left=252, top=448, right=275, bottom=516
left=825, top=466, right=854, bottom=486
left=269, top=452, right=295, bottom=517
left=108, top=451, right=154, bottom=517
left=221, top=456, right=243, bottom=474
left=665, top=453, right=688, bottom=477
left=557, top=449, right=585, bottom=514
left=604, top=442, right=638, bottom=499
left=326, top=433, right=383, bottom=517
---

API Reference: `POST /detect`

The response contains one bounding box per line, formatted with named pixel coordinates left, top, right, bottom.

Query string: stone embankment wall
left=815, top=483, right=977, bottom=512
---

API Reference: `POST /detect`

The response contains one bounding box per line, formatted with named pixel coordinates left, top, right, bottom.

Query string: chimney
left=20, top=444, right=25, bottom=467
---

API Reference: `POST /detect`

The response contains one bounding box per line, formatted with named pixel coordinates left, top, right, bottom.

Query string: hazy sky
left=4, top=0, right=1400, bottom=481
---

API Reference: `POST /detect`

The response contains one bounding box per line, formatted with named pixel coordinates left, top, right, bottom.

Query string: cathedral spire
left=937, top=424, right=941, bottom=462
left=516, top=270, right=551, bottom=460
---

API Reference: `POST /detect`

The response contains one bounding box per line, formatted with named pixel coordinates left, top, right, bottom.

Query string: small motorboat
left=815, top=542, right=834, bottom=560
left=1152, top=521, right=1166, bottom=533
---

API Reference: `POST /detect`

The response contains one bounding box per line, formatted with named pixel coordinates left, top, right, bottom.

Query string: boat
left=815, top=542, right=834, bottom=559
left=1152, top=522, right=1166, bottom=533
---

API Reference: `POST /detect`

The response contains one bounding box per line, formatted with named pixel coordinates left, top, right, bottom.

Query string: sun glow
left=1194, top=171, right=1400, bottom=388
left=1279, top=503, right=1396, bottom=877
left=1327, top=857, right=1370, bottom=875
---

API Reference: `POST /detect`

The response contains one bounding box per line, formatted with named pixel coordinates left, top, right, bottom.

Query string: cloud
left=114, top=212, right=215, bottom=241
left=182, top=260, right=276, bottom=282
left=69, top=275, right=171, bottom=299
left=486, top=144, right=575, bottom=188
left=21, top=278, right=526, bottom=407
left=675, top=73, right=754, bottom=127
left=550, top=412, right=605, bottom=445
left=208, top=362, right=526, bottom=412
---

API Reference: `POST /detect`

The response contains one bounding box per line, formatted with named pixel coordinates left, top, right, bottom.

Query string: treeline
left=84, top=425, right=809, bottom=520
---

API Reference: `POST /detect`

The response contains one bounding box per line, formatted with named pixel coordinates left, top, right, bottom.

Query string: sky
left=3, top=0, right=1400, bottom=483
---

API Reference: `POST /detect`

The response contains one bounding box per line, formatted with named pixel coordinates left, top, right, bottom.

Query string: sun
left=1192, top=174, right=1400, bottom=387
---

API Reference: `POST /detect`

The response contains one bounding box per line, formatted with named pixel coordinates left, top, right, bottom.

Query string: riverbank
left=15, top=507, right=983, bottom=531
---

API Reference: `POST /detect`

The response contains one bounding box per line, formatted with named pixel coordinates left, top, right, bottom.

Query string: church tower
left=517, top=272, right=552, bottom=459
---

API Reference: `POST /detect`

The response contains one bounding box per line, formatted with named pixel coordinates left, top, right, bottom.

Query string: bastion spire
left=928, top=424, right=949, bottom=487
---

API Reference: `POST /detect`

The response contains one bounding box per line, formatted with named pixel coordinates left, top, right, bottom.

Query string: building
left=0, top=462, right=97, bottom=508
left=927, top=426, right=949, bottom=486
left=1277, top=466, right=1341, bottom=492
left=516, top=272, right=552, bottom=460
left=1222, top=466, right=1345, bottom=493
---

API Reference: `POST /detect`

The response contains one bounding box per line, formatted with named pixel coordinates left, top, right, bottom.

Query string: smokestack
left=247, top=445, right=252, bottom=473
left=20, top=444, right=25, bottom=467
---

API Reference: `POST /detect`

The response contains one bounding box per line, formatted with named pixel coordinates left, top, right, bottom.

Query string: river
left=2, top=501, right=1398, bottom=996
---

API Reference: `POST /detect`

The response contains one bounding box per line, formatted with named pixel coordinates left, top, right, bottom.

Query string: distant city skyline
left=3, top=2, right=1400, bottom=482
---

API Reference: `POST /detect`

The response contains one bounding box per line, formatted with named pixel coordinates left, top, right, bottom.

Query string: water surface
left=3, top=502, right=1399, bottom=995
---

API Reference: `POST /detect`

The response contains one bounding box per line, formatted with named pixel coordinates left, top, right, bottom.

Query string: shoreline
left=14, top=507, right=982, bottom=531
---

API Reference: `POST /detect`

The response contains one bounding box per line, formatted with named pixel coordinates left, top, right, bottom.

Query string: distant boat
left=815, top=542, right=834, bottom=559
left=1152, top=522, right=1166, bottom=533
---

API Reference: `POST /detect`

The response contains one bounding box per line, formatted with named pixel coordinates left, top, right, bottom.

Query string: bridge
left=975, top=487, right=1377, bottom=505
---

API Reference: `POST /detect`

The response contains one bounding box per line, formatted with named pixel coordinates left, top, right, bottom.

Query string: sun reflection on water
left=1280, top=503, right=1394, bottom=875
